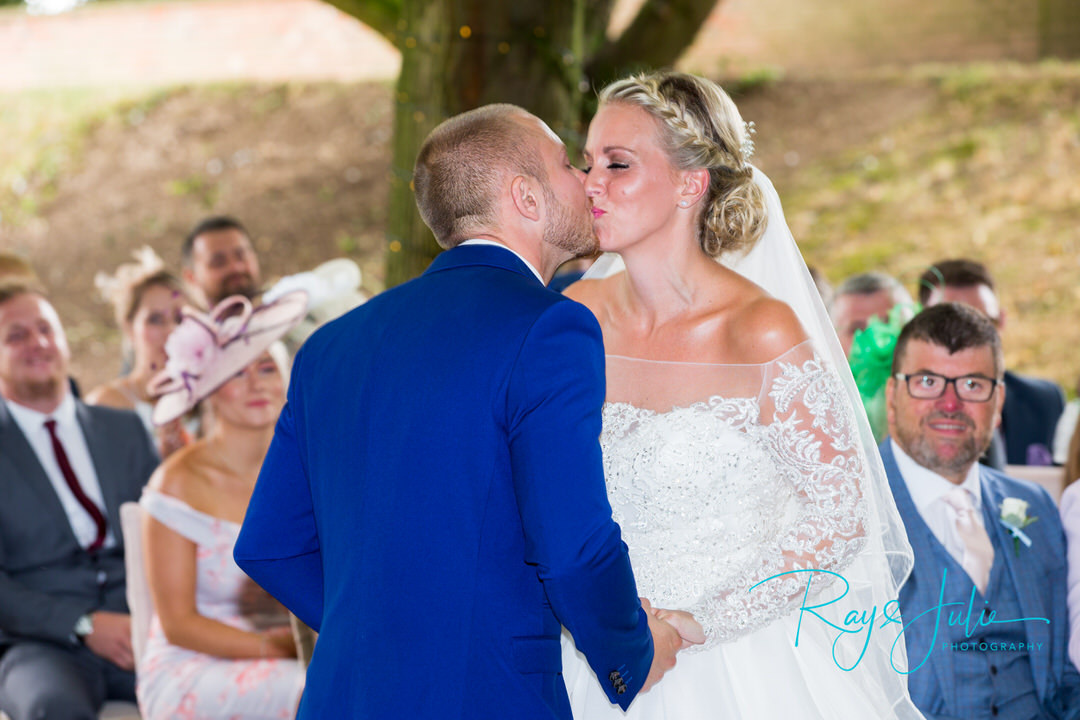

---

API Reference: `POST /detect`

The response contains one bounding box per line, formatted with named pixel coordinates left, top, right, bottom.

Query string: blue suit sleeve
left=234, top=360, right=325, bottom=631
left=506, top=299, right=653, bottom=709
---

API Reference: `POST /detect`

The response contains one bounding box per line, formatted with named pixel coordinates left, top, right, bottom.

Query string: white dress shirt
left=6, top=393, right=117, bottom=549
left=460, top=239, right=545, bottom=284
left=890, top=438, right=986, bottom=567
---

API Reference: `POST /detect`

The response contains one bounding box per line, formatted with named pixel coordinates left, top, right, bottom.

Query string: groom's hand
left=640, top=602, right=681, bottom=693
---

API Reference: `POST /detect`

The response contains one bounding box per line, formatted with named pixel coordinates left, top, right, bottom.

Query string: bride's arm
left=702, top=341, right=868, bottom=644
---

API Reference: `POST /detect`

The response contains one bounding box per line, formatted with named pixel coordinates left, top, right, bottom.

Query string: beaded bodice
left=602, top=344, right=869, bottom=648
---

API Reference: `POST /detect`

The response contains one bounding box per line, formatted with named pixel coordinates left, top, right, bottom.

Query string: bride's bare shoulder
left=728, top=291, right=809, bottom=363
left=562, top=276, right=613, bottom=315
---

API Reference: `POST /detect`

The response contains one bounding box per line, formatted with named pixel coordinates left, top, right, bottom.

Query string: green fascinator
left=849, top=303, right=920, bottom=441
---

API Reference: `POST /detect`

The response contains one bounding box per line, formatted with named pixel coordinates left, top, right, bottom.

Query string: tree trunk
left=1038, top=0, right=1080, bottom=58
left=385, top=0, right=593, bottom=287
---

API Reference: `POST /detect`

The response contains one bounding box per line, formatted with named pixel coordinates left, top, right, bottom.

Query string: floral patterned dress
left=137, top=491, right=304, bottom=720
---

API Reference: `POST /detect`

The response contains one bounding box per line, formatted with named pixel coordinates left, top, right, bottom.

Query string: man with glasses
left=881, top=302, right=1080, bottom=719
left=919, top=258, right=1064, bottom=466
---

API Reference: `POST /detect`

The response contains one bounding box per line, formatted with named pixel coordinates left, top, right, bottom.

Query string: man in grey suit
left=0, top=283, right=159, bottom=719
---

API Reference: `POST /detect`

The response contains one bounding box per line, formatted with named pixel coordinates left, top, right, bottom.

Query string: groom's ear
left=680, top=168, right=710, bottom=206
left=510, top=175, right=542, bottom=222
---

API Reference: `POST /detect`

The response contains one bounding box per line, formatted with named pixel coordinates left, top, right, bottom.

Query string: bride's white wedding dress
left=562, top=347, right=918, bottom=718
left=562, top=169, right=923, bottom=718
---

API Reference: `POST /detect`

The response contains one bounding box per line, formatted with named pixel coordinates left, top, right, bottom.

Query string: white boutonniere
left=999, top=497, right=1038, bottom=557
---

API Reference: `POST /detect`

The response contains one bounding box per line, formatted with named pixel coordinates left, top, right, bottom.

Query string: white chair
left=99, top=701, right=141, bottom=720
left=119, top=502, right=152, bottom=670
left=1005, top=464, right=1067, bottom=504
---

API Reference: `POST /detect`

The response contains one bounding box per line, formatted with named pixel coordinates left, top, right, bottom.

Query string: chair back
left=120, top=501, right=152, bottom=668
left=1004, top=464, right=1067, bottom=504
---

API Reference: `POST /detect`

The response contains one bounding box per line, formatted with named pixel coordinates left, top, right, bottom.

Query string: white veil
left=583, top=168, right=920, bottom=716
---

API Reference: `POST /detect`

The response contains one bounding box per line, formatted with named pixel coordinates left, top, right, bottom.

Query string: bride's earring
left=679, top=201, right=688, bottom=207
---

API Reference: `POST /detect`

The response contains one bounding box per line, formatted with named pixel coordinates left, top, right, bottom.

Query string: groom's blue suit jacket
left=235, top=244, right=653, bottom=719
left=881, top=440, right=1080, bottom=719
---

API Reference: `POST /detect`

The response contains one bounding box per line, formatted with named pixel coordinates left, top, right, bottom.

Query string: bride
left=560, top=71, right=924, bottom=718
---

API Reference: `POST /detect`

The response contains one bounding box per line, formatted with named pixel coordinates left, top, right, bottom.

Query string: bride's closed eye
left=581, top=162, right=629, bottom=174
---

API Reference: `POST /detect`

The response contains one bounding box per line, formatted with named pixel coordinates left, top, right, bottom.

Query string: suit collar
left=424, top=243, right=546, bottom=288
left=3, top=390, right=75, bottom=436
left=459, top=240, right=544, bottom=283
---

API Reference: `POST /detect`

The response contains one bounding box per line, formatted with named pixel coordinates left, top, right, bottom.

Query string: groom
left=235, top=104, right=685, bottom=718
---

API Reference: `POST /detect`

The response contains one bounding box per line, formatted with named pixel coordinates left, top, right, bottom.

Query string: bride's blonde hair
left=599, top=71, right=767, bottom=258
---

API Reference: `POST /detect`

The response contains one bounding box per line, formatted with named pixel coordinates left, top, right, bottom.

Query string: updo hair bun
left=702, top=164, right=766, bottom=259
left=599, top=71, right=769, bottom=259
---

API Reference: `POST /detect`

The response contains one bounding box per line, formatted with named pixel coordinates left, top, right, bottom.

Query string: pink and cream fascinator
left=148, top=291, right=307, bottom=426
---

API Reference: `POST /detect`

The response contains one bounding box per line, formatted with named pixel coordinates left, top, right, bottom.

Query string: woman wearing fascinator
left=135, top=291, right=308, bottom=720
left=88, top=247, right=196, bottom=458
left=559, top=71, right=923, bottom=718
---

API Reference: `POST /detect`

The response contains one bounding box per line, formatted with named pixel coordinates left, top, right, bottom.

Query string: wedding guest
left=1053, top=374, right=1080, bottom=466
left=830, top=271, right=913, bottom=357
left=87, top=247, right=194, bottom=458
left=1061, top=417, right=1080, bottom=669
left=1067, top=416, right=1080, bottom=490
left=181, top=216, right=262, bottom=307
left=137, top=292, right=308, bottom=720
left=882, top=302, right=1080, bottom=719
left=0, top=283, right=158, bottom=720
left=920, top=258, right=1065, bottom=466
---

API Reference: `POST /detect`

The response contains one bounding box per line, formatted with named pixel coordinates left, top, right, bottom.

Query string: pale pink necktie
left=943, top=487, right=994, bottom=594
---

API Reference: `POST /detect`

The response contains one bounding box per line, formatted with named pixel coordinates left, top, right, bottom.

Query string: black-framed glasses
left=894, top=372, right=1001, bottom=402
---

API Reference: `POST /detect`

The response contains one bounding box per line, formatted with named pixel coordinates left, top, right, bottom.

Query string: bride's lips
left=591, top=207, right=606, bottom=218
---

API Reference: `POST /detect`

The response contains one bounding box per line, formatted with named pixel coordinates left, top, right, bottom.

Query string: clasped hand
left=640, top=597, right=704, bottom=692
left=83, top=611, right=134, bottom=671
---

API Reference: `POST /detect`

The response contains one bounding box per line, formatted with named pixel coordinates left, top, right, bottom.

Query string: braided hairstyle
left=599, top=71, right=767, bottom=258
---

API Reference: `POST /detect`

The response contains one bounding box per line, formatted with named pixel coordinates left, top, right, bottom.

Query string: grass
left=782, top=61, right=1080, bottom=390
left=0, top=87, right=130, bottom=228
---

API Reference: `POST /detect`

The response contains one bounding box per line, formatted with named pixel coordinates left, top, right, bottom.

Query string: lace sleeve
left=690, top=347, right=870, bottom=646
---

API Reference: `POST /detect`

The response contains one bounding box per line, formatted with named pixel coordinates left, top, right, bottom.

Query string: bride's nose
left=583, top=171, right=601, bottom=197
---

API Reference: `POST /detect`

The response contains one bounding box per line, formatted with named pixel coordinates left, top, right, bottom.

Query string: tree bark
left=384, top=0, right=594, bottom=286
left=1038, top=0, right=1080, bottom=58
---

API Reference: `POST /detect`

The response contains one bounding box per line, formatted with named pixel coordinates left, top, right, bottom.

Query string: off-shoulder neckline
left=605, top=338, right=814, bottom=367
left=141, top=489, right=242, bottom=529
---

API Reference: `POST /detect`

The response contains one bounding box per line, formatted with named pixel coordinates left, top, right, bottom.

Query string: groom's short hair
left=413, top=104, right=547, bottom=249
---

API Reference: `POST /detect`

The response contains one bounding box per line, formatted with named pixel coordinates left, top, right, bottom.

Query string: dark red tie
left=44, top=419, right=107, bottom=552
